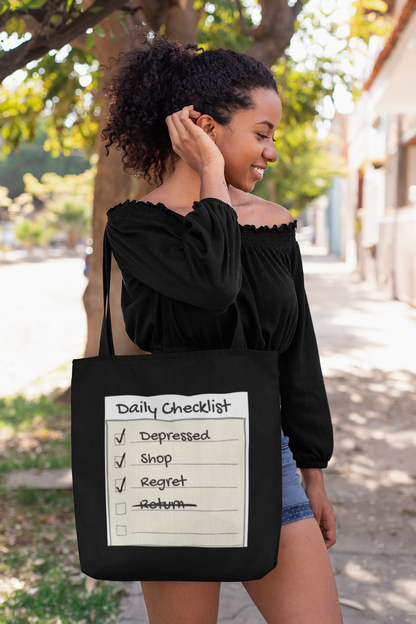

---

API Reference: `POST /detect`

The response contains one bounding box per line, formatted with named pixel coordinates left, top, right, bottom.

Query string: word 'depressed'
left=137, top=429, right=211, bottom=445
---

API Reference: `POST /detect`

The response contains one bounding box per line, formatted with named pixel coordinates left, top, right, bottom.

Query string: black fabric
left=71, top=229, right=282, bottom=582
left=106, top=198, right=333, bottom=469
left=71, top=349, right=282, bottom=581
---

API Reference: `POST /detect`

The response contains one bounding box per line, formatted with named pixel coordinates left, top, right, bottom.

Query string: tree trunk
left=82, top=3, right=143, bottom=359
left=165, top=0, right=200, bottom=44
left=244, top=0, right=303, bottom=67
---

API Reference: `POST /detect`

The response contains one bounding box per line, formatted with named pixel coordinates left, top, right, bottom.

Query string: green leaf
left=86, top=32, right=95, bottom=50
left=119, top=17, right=128, bottom=32
left=5, top=16, right=26, bottom=37
left=95, top=25, right=105, bottom=37
left=361, top=0, right=388, bottom=11
left=89, top=5, right=103, bottom=13
left=109, top=28, right=115, bottom=42
left=17, top=0, right=38, bottom=7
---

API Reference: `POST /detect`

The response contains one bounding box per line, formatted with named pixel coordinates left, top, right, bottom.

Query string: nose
left=264, top=142, right=278, bottom=163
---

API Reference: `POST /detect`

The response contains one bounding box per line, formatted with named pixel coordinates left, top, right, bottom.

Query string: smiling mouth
left=251, top=166, right=267, bottom=180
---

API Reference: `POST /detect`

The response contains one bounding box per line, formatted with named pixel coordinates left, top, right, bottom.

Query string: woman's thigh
left=243, top=518, right=343, bottom=624
left=140, top=580, right=221, bottom=624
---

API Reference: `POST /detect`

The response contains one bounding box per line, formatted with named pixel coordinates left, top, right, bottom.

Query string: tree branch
left=244, top=0, right=304, bottom=67
left=0, top=0, right=129, bottom=83
left=0, top=0, right=76, bottom=31
left=233, top=0, right=255, bottom=38
left=291, top=0, right=304, bottom=21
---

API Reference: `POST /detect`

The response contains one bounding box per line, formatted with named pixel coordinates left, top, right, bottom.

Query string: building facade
left=346, top=0, right=416, bottom=305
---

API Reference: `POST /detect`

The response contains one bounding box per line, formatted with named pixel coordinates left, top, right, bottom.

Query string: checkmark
left=115, top=477, right=126, bottom=493
left=115, top=453, right=126, bottom=469
left=114, top=429, right=125, bottom=445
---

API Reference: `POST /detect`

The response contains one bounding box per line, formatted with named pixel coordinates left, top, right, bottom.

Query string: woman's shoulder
left=228, top=187, right=294, bottom=228
left=251, top=196, right=294, bottom=227
left=106, top=197, right=185, bottom=225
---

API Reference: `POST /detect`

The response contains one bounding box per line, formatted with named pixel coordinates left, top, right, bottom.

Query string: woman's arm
left=166, top=105, right=231, bottom=205
left=106, top=106, right=242, bottom=314
left=279, top=242, right=334, bottom=469
left=278, top=240, right=336, bottom=546
left=300, top=467, right=337, bottom=549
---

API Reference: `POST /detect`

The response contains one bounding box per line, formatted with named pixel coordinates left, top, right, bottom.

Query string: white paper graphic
left=105, top=393, right=249, bottom=547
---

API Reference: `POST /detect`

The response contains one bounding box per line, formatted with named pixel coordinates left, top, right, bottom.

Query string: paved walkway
left=0, top=256, right=87, bottom=398
left=3, top=247, right=416, bottom=623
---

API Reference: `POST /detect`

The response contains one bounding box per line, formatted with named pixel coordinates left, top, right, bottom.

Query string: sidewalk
left=0, top=257, right=87, bottom=398
left=116, top=246, right=416, bottom=624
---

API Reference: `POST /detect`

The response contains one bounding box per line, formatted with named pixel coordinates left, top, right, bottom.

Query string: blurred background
left=0, top=1, right=415, bottom=623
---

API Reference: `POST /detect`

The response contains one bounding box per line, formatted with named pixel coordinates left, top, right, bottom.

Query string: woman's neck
left=140, top=159, right=251, bottom=214
left=150, top=160, right=206, bottom=211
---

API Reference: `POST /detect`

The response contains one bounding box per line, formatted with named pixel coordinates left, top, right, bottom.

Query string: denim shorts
left=281, top=428, right=315, bottom=525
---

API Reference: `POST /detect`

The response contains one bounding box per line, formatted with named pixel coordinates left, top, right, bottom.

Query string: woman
left=102, top=35, right=343, bottom=624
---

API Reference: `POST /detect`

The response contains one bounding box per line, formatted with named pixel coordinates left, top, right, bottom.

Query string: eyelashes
left=258, top=133, right=277, bottom=142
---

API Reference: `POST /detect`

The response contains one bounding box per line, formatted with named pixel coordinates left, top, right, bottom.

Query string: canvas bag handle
left=99, top=228, right=246, bottom=357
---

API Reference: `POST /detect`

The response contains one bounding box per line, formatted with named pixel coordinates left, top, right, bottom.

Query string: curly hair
left=100, top=31, right=278, bottom=185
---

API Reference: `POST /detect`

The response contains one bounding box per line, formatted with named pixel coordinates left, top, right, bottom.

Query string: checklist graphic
left=114, top=428, right=126, bottom=445
left=105, top=392, right=250, bottom=548
left=116, top=503, right=127, bottom=515
left=115, top=453, right=126, bottom=468
left=115, top=477, right=126, bottom=493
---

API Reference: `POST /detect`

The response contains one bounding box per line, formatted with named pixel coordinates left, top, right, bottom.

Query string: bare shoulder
left=229, top=187, right=294, bottom=228
left=256, top=196, right=294, bottom=225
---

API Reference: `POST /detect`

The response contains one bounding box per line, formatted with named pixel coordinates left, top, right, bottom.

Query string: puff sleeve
left=279, top=242, right=334, bottom=469
left=105, top=197, right=242, bottom=315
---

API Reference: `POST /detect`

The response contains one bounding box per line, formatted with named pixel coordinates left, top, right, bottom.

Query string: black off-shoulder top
left=105, top=197, right=333, bottom=469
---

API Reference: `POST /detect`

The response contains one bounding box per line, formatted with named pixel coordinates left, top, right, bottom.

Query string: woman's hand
left=165, top=105, right=224, bottom=175
left=301, top=469, right=337, bottom=549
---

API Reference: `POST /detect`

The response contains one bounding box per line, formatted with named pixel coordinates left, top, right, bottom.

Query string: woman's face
left=215, top=88, right=281, bottom=193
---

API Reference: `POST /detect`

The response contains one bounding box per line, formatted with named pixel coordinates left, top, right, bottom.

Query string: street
left=0, top=257, right=87, bottom=398
left=303, top=246, right=416, bottom=624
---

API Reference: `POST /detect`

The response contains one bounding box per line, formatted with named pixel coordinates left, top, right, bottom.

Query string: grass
left=0, top=390, right=126, bottom=623
left=0, top=488, right=125, bottom=623
left=0, top=394, right=71, bottom=474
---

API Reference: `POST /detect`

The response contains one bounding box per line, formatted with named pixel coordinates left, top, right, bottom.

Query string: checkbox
left=115, top=477, right=126, bottom=493
left=116, top=525, right=127, bottom=537
left=116, top=503, right=126, bottom=515
left=115, top=453, right=126, bottom=468
left=114, top=429, right=125, bottom=445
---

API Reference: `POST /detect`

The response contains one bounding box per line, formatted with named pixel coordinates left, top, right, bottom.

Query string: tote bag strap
left=98, top=228, right=246, bottom=357
left=98, top=228, right=115, bottom=356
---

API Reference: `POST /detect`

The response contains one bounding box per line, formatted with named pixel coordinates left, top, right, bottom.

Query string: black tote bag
left=71, top=229, right=282, bottom=582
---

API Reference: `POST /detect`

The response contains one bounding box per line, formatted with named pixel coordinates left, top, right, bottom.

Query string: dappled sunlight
left=385, top=590, right=415, bottom=612
left=348, top=412, right=367, bottom=424
left=321, top=364, right=416, bottom=621
left=326, top=368, right=416, bottom=457
left=335, top=559, right=416, bottom=619
left=366, top=597, right=387, bottom=614
left=345, top=561, right=380, bottom=583
left=304, top=259, right=416, bottom=380
left=394, top=578, right=416, bottom=600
